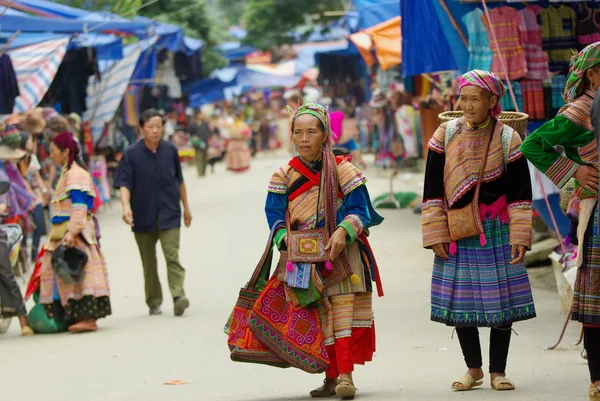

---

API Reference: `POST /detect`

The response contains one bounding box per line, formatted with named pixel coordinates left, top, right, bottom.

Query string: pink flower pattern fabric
left=482, top=6, right=528, bottom=80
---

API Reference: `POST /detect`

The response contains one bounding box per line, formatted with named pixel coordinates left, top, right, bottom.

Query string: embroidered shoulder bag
left=444, top=119, right=496, bottom=243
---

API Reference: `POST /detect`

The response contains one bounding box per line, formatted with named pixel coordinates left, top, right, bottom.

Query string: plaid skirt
left=573, top=206, right=600, bottom=326
left=431, top=217, right=536, bottom=327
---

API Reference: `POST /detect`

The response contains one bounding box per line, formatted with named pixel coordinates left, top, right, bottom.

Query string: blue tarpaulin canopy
left=0, top=0, right=203, bottom=55
left=353, top=0, right=400, bottom=30
left=0, top=10, right=149, bottom=33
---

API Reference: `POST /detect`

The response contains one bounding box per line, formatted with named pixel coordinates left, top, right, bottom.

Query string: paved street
left=0, top=155, right=589, bottom=401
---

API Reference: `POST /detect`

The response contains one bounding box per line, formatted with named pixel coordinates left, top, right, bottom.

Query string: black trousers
left=585, top=326, right=600, bottom=382
left=0, top=230, right=26, bottom=317
left=456, top=325, right=512, bottom=374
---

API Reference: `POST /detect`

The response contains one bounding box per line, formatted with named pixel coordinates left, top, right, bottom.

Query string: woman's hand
left=510, top=245, right=526, bottom=265
left=432, top=243, right=449, bottom=259
left=325, top=227, right=348, bottom=261
left=64, top=232, right=75, bottom=248
left=574, top=165, right=599, bottom=193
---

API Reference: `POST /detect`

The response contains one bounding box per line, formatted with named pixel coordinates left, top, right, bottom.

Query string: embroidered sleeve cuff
left=544, top=156, right=580, bottom=188
left=274, top=228, right=288, bottom=251
left=508, top=201, right=533, bottom=249
left=338, top=215, right=364, bottom=244
left=422, top=199, right=451, bottom=248
left=67, top=205, right=87, bottom=236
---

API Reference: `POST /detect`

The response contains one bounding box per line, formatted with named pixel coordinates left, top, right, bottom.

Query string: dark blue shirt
left=114, top=140, right=184, bottom=233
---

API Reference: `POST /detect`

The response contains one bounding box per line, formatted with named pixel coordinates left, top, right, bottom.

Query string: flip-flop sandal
left=335, top=379, right=357, bottom=400
left=491, top=376, right=515, bottom=391
left=589, top=384, right=600, bottom=399
left=451, top=374, right=483, bottom=391
left=310, top=379, right=337, bottom=398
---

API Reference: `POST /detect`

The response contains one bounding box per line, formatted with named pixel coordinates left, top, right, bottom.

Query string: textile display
left=463, top=9, right=493, bottom=72
left=8, top=38, right=69, bottom=113
left=84, top=43, right=143, bottom=141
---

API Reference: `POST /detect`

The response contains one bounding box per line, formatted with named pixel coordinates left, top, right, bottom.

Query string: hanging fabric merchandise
left=123, top=85, right=141, bottom=127
left=463, top=8, right=493, bottom=72
left=542, top=79, right=554, bottom=121
left=0, top=54, right=19, bottom=114
left=539, top=4, right=577, bottom=72
left=551, top=75, right=567, bottom=111
left=519, top=5, right=551, bottom=80
left=501, top=81, right=523, bottom=112
left=521, top=80, right=545, bottom=121
left=481, top=6, right=528, bottom=80
left=156, top=52, right=182, bottom=99
left=576, top=3, right=600, bottom=49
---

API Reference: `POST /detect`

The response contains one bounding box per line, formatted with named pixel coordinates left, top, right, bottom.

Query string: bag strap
left=248, top=220, right=284, bottom=289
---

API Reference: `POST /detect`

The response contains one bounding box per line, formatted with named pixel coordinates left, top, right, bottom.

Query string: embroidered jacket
left=266, top=157, right=384, bottom=297
left=422, top=117, right=533, bottom=249
left=46, top=163, right=97, bottom=251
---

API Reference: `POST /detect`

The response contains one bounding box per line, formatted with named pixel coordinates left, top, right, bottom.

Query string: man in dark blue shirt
left=114, top=109, right=192, bottom=317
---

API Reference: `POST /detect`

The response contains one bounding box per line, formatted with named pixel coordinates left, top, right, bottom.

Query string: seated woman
left=266, top=103, right=384, bottom=399
left=422, top=70, right=536, bottom=392
left=39, top=132, right=111, bottom=333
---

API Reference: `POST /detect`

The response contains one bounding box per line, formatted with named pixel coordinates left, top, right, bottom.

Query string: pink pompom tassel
left=286, top=261, right=294, bottom=272
left=480, top=233, right=487, bottom=247
left=449, top=242, right=457, bottom=256
left=325, top=260, right=334, bottom=271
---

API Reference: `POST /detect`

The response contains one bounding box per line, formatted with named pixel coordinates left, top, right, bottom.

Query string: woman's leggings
left=456, top=325, right=512, bottom=373
left=30, top=203, right=46, bottom=260
left=585, top=326, right=600, bottom=382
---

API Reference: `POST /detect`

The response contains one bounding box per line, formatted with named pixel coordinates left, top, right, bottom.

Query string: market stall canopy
left=132, top=16, right=203, bottom=55
left=294, top=40, right=349, bottom=73
left=217, top=41, right=257, bottom=64
left=0, top=0, right=203, bottom=55
left=349, top=16, right=400, bottom=71
left=353, top=0, right=400, bottom=30
left=401, top=0, right=469, bottom=77
left=0, top=8, right=150, bottom=34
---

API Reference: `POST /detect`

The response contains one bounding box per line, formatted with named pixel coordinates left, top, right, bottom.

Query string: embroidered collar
left=465, top=116, right=491, bottom=131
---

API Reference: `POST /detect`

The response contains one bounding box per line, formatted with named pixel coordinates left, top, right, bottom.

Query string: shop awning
left=349, top=16, right=400, bottom=71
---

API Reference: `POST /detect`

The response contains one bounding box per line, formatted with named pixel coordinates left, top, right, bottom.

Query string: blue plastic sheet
left=353, top=0, right=400, bottom=29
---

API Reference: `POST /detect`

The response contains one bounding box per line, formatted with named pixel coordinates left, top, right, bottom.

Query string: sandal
left=491, top=376, right=515, bottom=391
left=21, top=325, right=34, bottom=336
left=310, top=379, right=337, bottom=398
left=590, top=384, right=600, bottom=400
left=335, top=379, right=357, bottom=400
left=451, top=374, right=483, bottom=391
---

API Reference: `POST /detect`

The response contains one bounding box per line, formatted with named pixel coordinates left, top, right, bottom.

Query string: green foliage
left=53, top=0, right=141, bottom=16
left=243, top=0, right=348, bottom=51
left=139, top=0, right=227, bottom=74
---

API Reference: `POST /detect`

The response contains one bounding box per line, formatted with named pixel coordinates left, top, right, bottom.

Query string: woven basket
left=438, top=111, right=530, bottom=135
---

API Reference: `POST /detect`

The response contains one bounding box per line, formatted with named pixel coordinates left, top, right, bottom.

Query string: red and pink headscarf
left=458, top=70, right=506, bottom=118
left=52, top=131, right=79, bottom=168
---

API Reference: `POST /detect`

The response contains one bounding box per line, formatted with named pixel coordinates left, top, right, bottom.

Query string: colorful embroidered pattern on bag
left=249, top=278, right=329, bottom=374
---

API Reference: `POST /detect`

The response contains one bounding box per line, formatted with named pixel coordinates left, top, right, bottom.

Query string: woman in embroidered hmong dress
left=422, top=70, right=536, bottom=392
left=521, top=42, right=600, bottom=400
left=39, top=132, right=111, bottom=333
left=225, top=120, right=251, bottom=173
left=266, top=103, right=383, bottom=400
